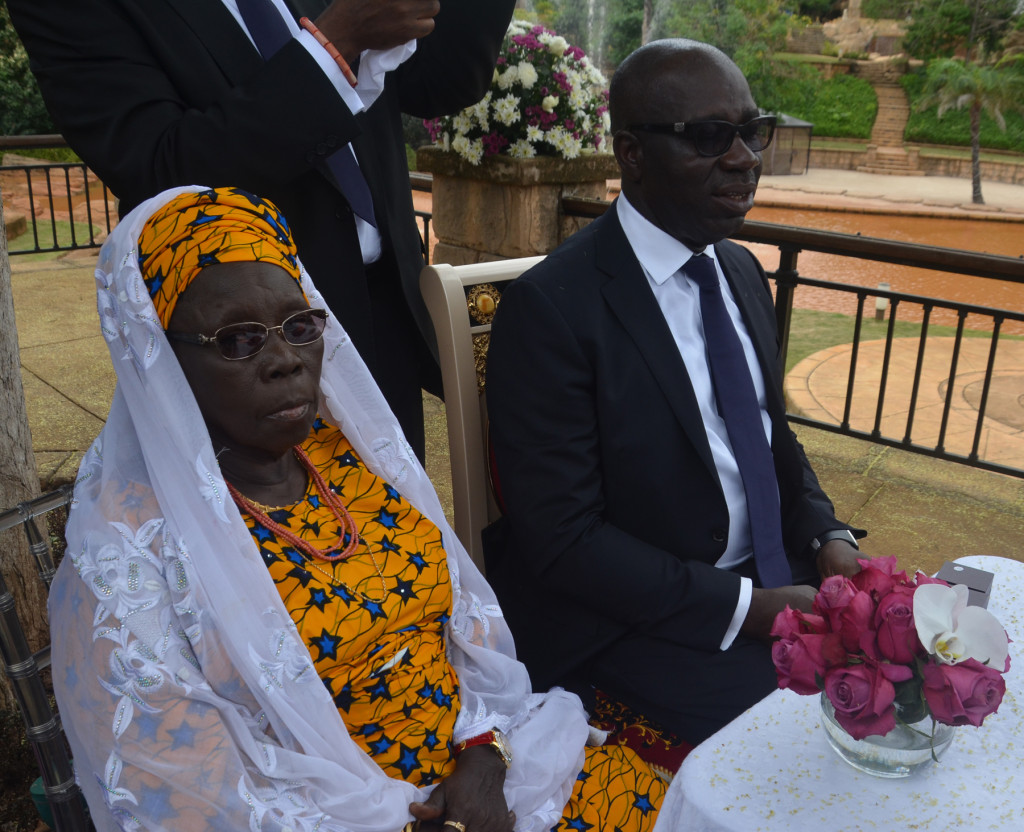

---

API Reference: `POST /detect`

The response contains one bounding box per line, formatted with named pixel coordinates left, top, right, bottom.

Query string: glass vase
left=819, top=693, right=956, bottom=777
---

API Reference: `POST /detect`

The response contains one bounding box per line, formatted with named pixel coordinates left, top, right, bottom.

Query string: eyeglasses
left=627, top=115, right=777, bottom=157
left=167, top=308, right=329, bottom=360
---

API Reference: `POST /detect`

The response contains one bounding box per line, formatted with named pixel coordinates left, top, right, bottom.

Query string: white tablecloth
left=669, top=556, right=1024, bottom=832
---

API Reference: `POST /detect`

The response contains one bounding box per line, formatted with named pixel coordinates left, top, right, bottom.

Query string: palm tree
left=917, top=56, right=1024, bottom=205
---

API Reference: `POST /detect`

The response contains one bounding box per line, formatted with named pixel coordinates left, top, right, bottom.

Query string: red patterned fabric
left=590, top=690, right=695, bottom=781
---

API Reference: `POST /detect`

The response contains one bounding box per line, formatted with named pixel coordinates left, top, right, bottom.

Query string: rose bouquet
left=772, top=557, right=1010, bottom=743
left=423, top=19, right=610, bottom=165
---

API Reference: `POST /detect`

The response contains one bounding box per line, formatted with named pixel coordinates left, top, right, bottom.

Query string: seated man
left=484, top=39, right=865, bottom=748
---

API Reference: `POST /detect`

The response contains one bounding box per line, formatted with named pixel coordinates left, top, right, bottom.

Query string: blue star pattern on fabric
left=632, top=792, right=655, bottom=815
left=311, top=629, right=342, bottom=662
left=396, top=744, right=422, bottom=778
left=374, top=508, right=400, bottom=529
left=166, top=720, right=197, bottom=751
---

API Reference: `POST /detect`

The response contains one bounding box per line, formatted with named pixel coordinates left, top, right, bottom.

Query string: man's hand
left=816, top=539, right=863, bottom=580
left=409, top=745, right=514, bottom=832
left=317, top=0, right=441, bottom=61
left=740, top=584, right=817, bottom=642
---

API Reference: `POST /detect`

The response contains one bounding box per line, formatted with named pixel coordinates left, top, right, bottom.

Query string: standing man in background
left=8, top=0, right=515, bottom=460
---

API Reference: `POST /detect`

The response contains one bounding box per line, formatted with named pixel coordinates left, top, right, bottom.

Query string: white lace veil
left=51, top=186, right=596, bottom=831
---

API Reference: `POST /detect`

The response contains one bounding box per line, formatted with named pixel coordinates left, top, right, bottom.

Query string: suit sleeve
left=486, top=276, right=742, bottom=652
left=7, top=0, right=360, bottom=212
left=394, top=0, right=517, bottom=118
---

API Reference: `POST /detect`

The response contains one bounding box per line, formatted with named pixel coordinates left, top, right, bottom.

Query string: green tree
left=659, top=0, right=808, bottom=112
left=0, top=6, right=55, bottom=135
left=917, top=56, right=1024, bottom=203
left=903, top=0, right=1017, bottom=61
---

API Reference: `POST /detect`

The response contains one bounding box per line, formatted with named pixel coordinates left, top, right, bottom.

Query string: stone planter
left=416, top=145, right=618, bottom=266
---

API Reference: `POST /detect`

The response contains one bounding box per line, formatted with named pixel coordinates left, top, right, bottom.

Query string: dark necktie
left=236, top=0, right=377, bottom=227
left=685, top=253, right=792, bottom=588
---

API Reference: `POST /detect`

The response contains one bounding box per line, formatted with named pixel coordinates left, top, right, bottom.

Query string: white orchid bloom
left=914, top=582, right=1009, bottom=668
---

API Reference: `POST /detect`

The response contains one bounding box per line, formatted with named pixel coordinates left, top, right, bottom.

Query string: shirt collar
left=616, top=193, right=718, bottom=286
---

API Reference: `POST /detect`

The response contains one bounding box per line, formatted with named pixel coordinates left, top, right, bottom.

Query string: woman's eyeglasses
left=627, top=115, right=777, bottom=157
left=167, top=308, right=329, bottom=360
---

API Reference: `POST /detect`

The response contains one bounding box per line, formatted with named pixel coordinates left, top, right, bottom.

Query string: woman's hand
left=408, top=746, right=515, bottom=832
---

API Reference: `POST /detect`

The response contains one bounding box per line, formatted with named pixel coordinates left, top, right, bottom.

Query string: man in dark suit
left=7, top=0, right=515, bottom=460
left=484, top=39, right=866, bottom=746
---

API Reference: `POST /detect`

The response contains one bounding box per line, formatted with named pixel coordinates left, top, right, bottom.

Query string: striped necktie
left=686, top=253, right=792, bottom=588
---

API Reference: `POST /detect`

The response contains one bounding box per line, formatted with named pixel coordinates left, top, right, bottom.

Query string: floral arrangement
left=423, top=19, right=610, bottom=165
left=772, top=557, right=1010, bottom=742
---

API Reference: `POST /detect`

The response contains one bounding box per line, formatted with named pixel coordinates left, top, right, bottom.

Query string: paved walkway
left=6, top=168, right=1024, bottom=577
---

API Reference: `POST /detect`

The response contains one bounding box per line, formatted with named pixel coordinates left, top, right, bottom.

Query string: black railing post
left=774, top=247, right=800, bottom=370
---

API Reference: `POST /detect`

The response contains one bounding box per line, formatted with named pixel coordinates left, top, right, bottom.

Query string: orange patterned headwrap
left=137, top=187, right=303, bottom=329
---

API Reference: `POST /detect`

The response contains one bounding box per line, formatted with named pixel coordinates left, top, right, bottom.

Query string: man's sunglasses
left=167, top=308, right=329, bottom=360
left=627, top=115, right=777, bottom=157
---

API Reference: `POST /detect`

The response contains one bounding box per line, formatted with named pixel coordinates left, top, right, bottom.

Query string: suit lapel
left=596, top=211, right=718, bottom=476
left=160, top=0, right=263, bottom=82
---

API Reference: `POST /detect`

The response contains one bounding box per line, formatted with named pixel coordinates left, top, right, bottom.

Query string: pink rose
left=921, top=658, right=1006, bottom=727
left=823, top=664, right=898, bottom=739
left=814, top=575, right=857, bottom=629
left=914, top=572, right=948, bottom=587
left=771, top=606, right=827, bottom=640
left=837, top=591, right=877, bottom=656
left=874, top=585, right=924, bottom=664
left=851, top=557, right=907, bottom=601
left=772, top=633, right=845, bottom=695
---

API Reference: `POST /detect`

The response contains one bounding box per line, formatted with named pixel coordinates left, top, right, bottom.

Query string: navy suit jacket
left=8, top=0, right=514, bottom=367
left=484, top=204, right=851, bottom=691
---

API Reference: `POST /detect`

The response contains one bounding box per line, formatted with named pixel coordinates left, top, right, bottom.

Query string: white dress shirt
left=617, top=194, right=786, bottom=648
left=221, top=0, right=416, bottom=263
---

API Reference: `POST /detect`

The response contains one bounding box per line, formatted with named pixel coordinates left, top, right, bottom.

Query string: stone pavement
left=7, top=168, right=1024, bottom=578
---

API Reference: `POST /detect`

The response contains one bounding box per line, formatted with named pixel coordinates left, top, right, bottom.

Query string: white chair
left=420, top=257, right=543, bottom=568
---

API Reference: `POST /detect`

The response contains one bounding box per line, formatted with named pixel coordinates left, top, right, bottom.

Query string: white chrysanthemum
left=470, top=92, right=492, bottom=130
left=508, top=139, right=537, bottom=159
left=541, top=95, right=559, bottom=113
left=587, top=66, right=607, bottom=86
left=465, top=138, right=484, bottom=165
left=440, top=132, right=451, bottom=152
left=547, top=35, right=568, bottom=56
left=517, top=62, right=538, bottom=89
left=493, top=94, right=521, bottom=127
left=452, top=112, right=473, bottom=135
left=526, top=125, right=544, bottom=142
left=569, top=88, right=587, bottom=112
left=451, top=134, right=471, bottom=159
left=497, top=65, right=520, bottom=90
left=601, top=111, right=611, bottom=132
left=538, top=32, right=553, bottom=46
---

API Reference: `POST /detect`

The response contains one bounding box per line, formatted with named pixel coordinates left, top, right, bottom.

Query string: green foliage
left=902, top=65, right=1024, bottom=150
left=656, top=0, right=808, bottom=112
left=0, top=6, right=56, bottom=135
left=774, top=73, right=878, bottom=138
left=860, top=0, right=914, bottom=20
left=603, top=0, right=644, bottom=67
left=903, top=0, right=1017, bottom=61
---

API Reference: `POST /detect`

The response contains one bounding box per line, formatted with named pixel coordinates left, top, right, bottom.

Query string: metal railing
left=0, top=486, right=91, bottom=831
left=563, top=196, right=1024, bottom=480
left=1, top=135, right=117, bottom=256
left=4, top=137, right=1022, bottom=478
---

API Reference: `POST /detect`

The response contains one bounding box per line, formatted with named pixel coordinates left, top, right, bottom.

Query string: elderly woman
left=51, top=186, right=672, bottom=832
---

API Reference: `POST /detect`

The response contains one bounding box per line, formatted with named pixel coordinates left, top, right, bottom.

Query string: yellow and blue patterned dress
left=241, top=418, right=665, bottom=830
